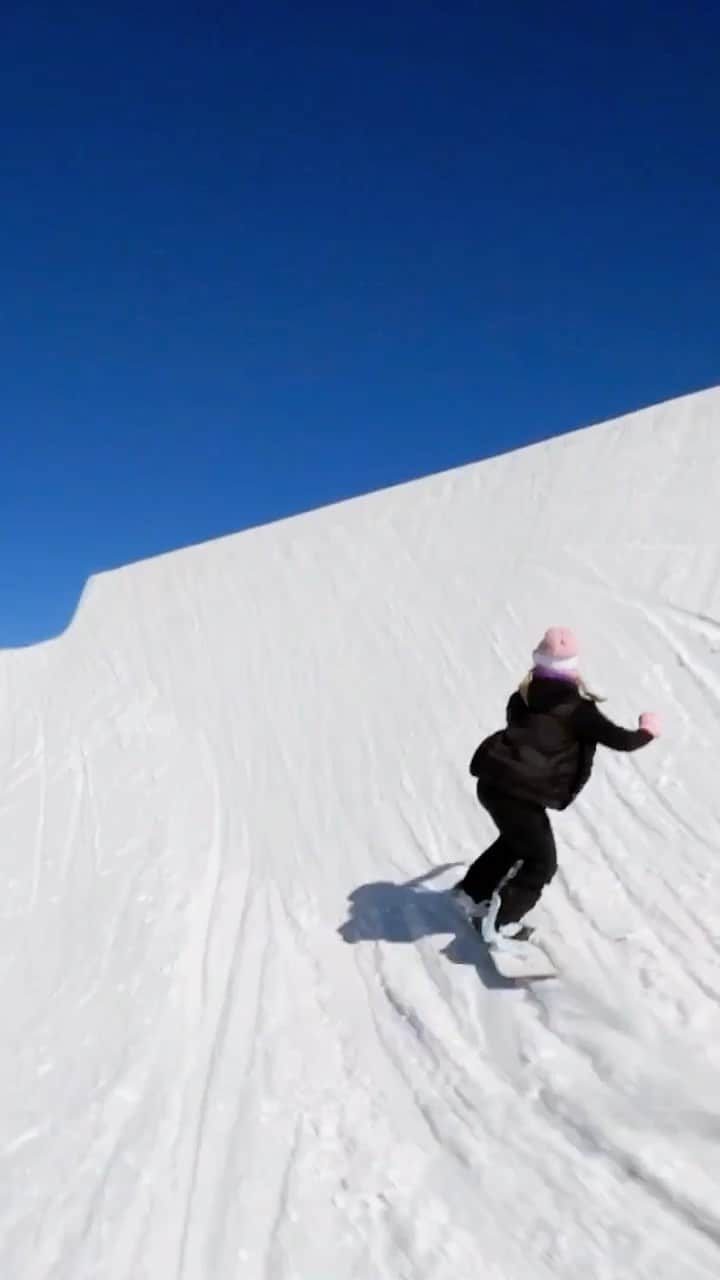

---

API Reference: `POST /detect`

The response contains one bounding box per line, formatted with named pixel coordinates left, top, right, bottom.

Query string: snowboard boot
left=499, top=922, right=535, bottom=943
left=481, top=891, right=535, bottom=949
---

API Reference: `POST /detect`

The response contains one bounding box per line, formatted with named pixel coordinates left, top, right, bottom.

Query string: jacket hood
left=524, top=675, right=581, bottom=713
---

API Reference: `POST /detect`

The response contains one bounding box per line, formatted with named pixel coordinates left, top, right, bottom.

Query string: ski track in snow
left=2, top=389, right=720, bottom=1277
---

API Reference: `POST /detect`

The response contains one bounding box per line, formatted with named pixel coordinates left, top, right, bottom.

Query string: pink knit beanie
left=532, top=626, right=580, bottom=678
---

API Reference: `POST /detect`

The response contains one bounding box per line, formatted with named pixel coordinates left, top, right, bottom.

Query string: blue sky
left=2, top=1, right=719, bottom=645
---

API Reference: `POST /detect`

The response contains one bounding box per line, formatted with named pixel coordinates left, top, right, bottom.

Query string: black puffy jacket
left=469, top=676, right=652, bottom=811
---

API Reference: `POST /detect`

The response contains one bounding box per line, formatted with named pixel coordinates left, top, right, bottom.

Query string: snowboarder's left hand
left=639, top=712, right=661, bottom=738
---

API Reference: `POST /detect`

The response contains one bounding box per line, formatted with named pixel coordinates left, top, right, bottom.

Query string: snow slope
left=2, top=388, right=720, bottom=1279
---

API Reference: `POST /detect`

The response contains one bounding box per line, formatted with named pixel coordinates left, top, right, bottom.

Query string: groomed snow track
left=2, top=388, right=720, bottom=1278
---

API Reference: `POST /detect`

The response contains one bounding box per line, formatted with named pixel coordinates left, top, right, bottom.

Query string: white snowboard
left=448, top=886, right=558, bottom=980
left=484, top=933, right=557, bottom=980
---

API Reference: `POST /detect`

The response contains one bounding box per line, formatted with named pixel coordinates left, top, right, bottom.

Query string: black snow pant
left=459, top=782, right=558, bottom=927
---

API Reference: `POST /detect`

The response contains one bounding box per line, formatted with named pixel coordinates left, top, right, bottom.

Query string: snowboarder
left=455, top=627, right=661, bottom=946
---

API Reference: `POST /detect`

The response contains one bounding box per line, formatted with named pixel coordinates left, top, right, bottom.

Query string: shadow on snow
left=337, top=862, right=518, bottom=991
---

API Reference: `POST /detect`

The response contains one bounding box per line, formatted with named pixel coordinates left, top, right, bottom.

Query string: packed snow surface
left=2, top=389, right=720, bottom=1279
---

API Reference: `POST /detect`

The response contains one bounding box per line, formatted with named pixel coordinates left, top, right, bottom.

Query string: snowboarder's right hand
left=639, top=712, right=661, bottom=738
